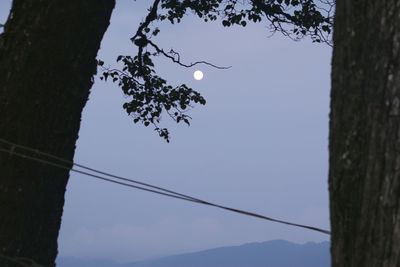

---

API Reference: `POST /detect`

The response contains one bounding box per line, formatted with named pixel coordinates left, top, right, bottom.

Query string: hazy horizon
left=57, top=239, right=330, bottom=265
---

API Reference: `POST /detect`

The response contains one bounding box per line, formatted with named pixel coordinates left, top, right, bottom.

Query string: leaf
left=222, top=20, right=231, bottom=27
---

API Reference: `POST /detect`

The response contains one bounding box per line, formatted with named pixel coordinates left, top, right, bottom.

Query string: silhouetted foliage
left=100, top=0, right=334, bottom=141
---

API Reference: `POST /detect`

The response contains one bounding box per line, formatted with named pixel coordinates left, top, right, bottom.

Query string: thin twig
left=147, top=40, right=231, bottom=69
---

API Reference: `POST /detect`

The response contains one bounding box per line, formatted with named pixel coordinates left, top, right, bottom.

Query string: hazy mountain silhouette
left=57, top=240, right=330, bottom=267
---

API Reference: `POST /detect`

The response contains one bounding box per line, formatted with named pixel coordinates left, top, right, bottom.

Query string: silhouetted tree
left=0, top=1, right=115, bottom=266
left=330, top=1, right=400, bottom=266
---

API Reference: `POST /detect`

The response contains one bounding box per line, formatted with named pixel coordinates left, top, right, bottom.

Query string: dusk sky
left=1, top=1, right=331, bottom=263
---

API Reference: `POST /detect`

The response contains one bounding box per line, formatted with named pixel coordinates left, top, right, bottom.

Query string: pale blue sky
left=1, top=1, right=331, bottom=263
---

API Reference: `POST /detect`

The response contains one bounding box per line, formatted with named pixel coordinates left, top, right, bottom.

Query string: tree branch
left=132, top=0, right=161, bottom=41
left=147, top=40, right=231, bottom=69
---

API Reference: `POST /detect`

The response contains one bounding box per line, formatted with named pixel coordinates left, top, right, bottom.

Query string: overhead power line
left=0, top=138, right=330, bottom=235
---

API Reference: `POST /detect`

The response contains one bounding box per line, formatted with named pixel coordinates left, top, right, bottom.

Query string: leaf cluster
left=158, top=0, right=333, bottom=43
left=98, top=52, right=206, bottom=142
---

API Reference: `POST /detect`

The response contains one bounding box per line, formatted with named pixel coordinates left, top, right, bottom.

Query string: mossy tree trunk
left=0, top=1, right=115, bottom=266
left=330, top=1, right=400, bottom=266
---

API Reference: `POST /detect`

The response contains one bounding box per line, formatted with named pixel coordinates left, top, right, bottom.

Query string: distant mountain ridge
left=57, top=240, right=330, bottom=267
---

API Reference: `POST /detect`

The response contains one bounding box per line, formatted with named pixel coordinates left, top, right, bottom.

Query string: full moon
left=193, top=70, right=204, bottom=81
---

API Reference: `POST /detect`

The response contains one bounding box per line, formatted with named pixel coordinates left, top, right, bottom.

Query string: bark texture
left=0, top=0, right=115, bottom=266
left=330, top=1, right=400, bottom=266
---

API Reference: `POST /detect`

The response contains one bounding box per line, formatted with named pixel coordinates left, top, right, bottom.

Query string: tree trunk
left=330, top=1, right=400, bottom=266
left=0, top=1, right=115, bottom=266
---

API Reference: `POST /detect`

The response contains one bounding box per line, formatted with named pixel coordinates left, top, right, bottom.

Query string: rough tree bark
left=330, top=1, right=400, bottom=266
left=0, top=1, right=115, bottom=266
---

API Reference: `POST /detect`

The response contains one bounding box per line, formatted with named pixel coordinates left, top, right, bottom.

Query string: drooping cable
left=0, top=138, right=330, bottom=235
